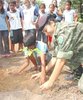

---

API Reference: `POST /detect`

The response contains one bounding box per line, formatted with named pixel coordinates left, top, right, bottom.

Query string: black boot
left=74, top=65, right=83, bottom=79
left=65, top=65, right=83, bottom=80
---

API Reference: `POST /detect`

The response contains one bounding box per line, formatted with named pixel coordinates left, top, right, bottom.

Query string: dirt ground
left=0, top=52, right=83, bottom=100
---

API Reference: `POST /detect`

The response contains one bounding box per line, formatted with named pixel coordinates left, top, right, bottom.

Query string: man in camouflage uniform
left=39, top=21, right=83, bottom=92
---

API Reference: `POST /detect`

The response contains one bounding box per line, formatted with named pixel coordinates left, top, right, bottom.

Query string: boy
left=10, top=33, right=40, bottom=74
left=21, top=0, right=36, bottom=37
left=10, top=32, right=51, bottom=84
left=32, top=20, right=83, bottom=92
left=63, top=0, right=78, bottom=23
left=7, top=1, right=23, bottom=52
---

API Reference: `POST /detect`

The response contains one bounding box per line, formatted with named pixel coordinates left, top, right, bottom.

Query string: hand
left=32, top=21, right=37, bottom=25
left=40, top=80, right=53, bottom=91
left=40, top=73, right=46, bottom=85
left=31, top=72, right=41, bottom=80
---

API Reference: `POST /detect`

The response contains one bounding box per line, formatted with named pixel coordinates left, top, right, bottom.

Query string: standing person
left=21, top=0, right=36, bottom=38
left=63, top=0, right=78, bottom=23
left=46, top=4, right=57, bottom=49
left=32, top=20, right=83, bottom=92
left=30, top=0, right=39, bottom=20
left=0, top=0, right=10, bottom=57
left=52, top=0, right=62, bottom=22
left=37, top=3, right=47, bottom=29
left=42, top=0, right=52, bottom=12
left=7, top=0, right=23, bottom=53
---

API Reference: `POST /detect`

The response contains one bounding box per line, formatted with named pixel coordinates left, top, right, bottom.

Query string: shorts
left=24, top=29, right=36, bottom=37
left=10, top=29, right=23, bottom=44
left=48, top=35, right=52, bottom=43
left=36, top=41, right=48, bottom=54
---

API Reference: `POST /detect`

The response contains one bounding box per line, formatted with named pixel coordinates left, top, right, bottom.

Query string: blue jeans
left=0, top=30, right=9, bottom=54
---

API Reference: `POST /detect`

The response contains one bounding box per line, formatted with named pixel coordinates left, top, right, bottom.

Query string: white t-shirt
left=7, top=10, right=22, bottom=30
left=38, top=11, right=47, bottom=28
left=22, top=7, right=36, bottom=30
left=63, top=9, right=76, bottom=23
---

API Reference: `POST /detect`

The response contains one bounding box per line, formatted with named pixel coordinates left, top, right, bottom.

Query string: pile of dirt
left=0, top=53, right=83, bottom=100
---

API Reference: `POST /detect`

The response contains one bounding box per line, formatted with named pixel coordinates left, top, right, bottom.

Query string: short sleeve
left=20, top=10, right=24, bottom=19
left=55, top=23, right=79, bottom=59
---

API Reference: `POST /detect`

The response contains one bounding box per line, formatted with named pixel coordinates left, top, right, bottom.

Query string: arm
left=16, top=57, right=29, bottom=74
left=9, top=57, right=30, bottom=75
left=40, top=58, right=66, bottom=90
left=5, top=16, right=10, bottom=32
left=73, top=12, right=78, bottom=22
left=21, top=18, right=24, bottom=31
left=57, top=8, right=63, bottom=16
left=49, top=58, right=66, bottom=84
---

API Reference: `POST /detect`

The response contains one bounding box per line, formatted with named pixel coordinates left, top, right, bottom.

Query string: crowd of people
left=0, top=0, right=83, bottom=93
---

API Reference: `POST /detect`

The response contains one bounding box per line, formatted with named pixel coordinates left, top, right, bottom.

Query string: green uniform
left=53, top=22, right=83, bottom=93
left=53, top=22, right=83, bottom=69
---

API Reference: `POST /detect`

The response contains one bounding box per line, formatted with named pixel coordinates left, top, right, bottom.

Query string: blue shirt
left=0, top=11, right=8, bottom=31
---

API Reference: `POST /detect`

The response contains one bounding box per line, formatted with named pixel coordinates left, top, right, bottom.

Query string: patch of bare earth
left=0, top=53, right=83, bottom=100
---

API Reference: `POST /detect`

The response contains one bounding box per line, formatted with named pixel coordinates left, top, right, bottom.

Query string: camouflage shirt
left=53, top=22, right=83, bottom=69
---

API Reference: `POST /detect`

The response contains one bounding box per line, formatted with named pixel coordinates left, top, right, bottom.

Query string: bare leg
left=19, top=43, right=23, bottom=49
left=14, top=43, right=19, bottom=52
left=11, top=43, right=14, bottom=52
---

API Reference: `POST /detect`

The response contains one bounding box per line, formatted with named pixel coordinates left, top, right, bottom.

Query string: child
left=37, top=3, right=47, bottom=29
left=0, top=0, right=10, bottom=57
left=46, top=4, right=57, bottom=49
left=32, top=19, right=83, bottom=92
left=10, top=33, right=40, bottom=74
left=7, top=0, right=23, bottom=53
left=30, top=0, right=39, bottom=19
left=9, top=33, right=51, bottom=81
left=63, top=0, right=78, bottom=23
left=52, top=0, right=63, bottom=22
left=21, top=0, right=36, bottom=37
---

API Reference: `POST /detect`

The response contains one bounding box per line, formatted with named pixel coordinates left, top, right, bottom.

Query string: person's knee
left=78, top=74, right=83, bottom=93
